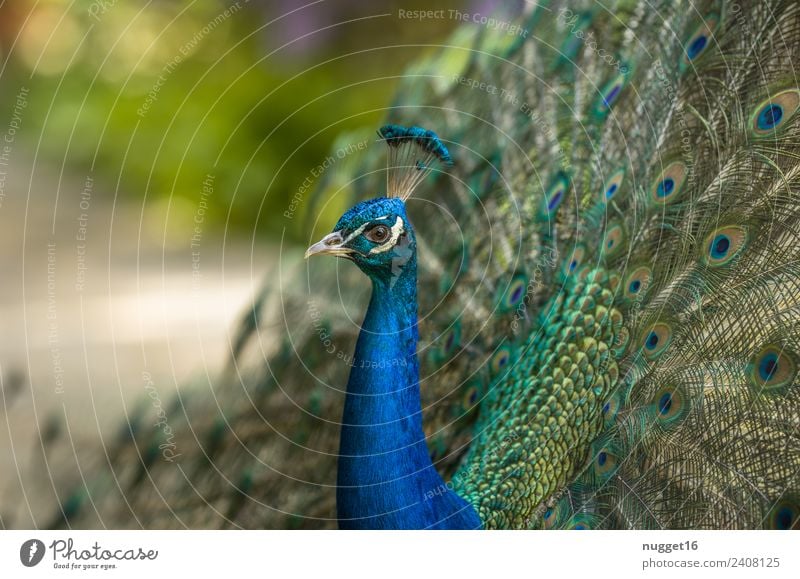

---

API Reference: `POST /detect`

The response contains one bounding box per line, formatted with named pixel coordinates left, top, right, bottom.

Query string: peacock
left=8, top=0, right=800, bottom=530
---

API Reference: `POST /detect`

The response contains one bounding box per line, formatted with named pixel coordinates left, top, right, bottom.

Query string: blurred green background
left=0, top=0, right=476, bottom=243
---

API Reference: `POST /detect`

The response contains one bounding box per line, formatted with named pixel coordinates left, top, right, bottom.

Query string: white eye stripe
left=340, top=222, right=370, bottom=245
left=369, top=217, right=405, bottom=254
left=340, top=216, right=390, bottom=245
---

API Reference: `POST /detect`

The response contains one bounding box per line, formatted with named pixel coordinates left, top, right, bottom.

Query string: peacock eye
left=365, top=225, right=390, bottom=243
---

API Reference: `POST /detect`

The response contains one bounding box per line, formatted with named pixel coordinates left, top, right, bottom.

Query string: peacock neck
left=336, top=252, right=481, bottom=529
left=344, top=257, right=420, bottom=399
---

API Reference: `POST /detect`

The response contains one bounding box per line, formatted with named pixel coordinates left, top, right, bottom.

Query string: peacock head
left=304, top=124, right=452, bottom=285
left=304, top=196, right=415, bottom=282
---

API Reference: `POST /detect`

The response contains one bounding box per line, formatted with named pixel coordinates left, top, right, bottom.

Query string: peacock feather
left=15, top=0, right=800, bottom=531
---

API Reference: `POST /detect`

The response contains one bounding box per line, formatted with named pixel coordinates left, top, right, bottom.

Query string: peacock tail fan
left=387, top=0, right=800, bottom=530
left=28, top=0, right=800, bottom=530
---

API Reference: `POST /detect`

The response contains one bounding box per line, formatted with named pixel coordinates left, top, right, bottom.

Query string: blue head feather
left=332, top=197, right=414, bottom=282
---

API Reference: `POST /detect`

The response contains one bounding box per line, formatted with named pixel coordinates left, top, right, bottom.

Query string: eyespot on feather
left=601, top=168, right=625, bottom=202
left=748, top=344, right=797, bottom=393
left=594, top=72, right=627, bottom=117
left=562, top=244, right=587, bottom=278
left=593, top=447, right=618, bottom=479
left=701, top=225, right=747, bottom=266
left=767, top=499, right=800, bottom=530
left=602, top=221, right=625, bottom=258
left=641, top=322, right=672, bottom=359
left=750, top=89, right=800, bottom=137
left=541, top=173, right=570, bottom=218
left=681, top=13, right=719, bottom=70
left=652, top=385, right=687, bottom=425
left=499, top=272, right=529, bottom=312
left=489, top=344, right=514, bottom=377
left=650, top=161, right=688, bottom=205
left=624, top=266, right=652, bottom=300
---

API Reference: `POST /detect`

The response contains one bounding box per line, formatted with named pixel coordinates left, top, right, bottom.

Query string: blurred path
left=0, top=157, right=273, bottom=527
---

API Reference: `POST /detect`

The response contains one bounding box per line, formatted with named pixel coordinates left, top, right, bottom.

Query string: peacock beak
left=304, top=231, right=352, bottom=259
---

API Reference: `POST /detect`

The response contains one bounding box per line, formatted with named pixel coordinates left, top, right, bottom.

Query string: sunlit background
left=0, top=0, right=486, bottom=526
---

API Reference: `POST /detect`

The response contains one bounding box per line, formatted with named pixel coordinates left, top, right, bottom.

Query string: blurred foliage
left=0, top=0, right=468, bottom=243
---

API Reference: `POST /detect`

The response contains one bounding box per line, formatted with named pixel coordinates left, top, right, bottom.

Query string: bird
left=304, top=126, right=481, bottom=529
left=10, top=0, right=800, bottom=530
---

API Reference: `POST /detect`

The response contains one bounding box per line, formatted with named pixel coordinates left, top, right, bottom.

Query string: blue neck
left=336, top=254, right=481, bottom=529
